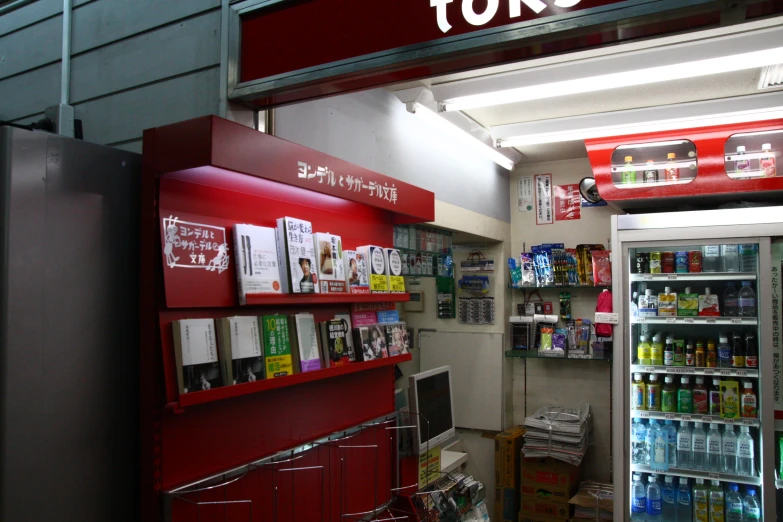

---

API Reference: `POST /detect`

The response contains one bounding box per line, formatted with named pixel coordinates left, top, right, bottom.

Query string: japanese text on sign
left=773, top=245, right=781, bottom=412
left=162, top=216, right=230, bottom=274
left=554, top=184, right=581, bottom=221
left=297, top=161, right=398, bottom=204
left=534, top=174, right=553, bottom=225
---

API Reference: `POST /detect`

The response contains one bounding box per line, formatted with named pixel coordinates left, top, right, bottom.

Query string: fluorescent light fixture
left=408, top=102, right=515, bottom=170
left=442, top=47, right=783, bottom=112
left=497, top=106, right=783, bottom=148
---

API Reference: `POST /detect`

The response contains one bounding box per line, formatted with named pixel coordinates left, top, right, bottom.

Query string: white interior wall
left=509, top=158, right=621, bottom=482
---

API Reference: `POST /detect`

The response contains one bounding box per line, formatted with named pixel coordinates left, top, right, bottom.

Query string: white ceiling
left=387, top=18, right=783, bottom=164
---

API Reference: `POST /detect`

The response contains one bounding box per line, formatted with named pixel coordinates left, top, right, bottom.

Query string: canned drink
left=675, top=251, right=689, bottom=273
left=649, top=252, right=662, bottom=274
left=635, top=252, right=649, bottom=274
left=662, top=252, right=675, bottom=273
left=688, top=250, right=702, bottom=272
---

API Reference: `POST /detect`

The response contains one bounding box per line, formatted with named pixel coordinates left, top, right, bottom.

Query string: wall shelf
left=245, top=292, right=410, bottom=306
left=631, top=464, right=761, bottom=486
left=505, top=350, right=611, bottom=361
left=508, top=284, right=609, bottom=290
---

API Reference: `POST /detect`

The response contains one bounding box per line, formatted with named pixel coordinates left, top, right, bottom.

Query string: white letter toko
left=554, top=0, right=583, bottom=7
left=462, top=0, right=499, bottom=26
left=510, top=0, right=547, bottom=17
left=431, top=0, right=455, bottom=33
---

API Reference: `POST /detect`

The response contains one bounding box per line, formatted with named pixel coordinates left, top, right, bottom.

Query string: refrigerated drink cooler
left=611, top=207, right=783, bottom=522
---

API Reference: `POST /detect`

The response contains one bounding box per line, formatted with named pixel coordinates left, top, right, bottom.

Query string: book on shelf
left=293, top=313, right=323, bottom=372
left=343, top=250, right=370, bottom=294
left=384, top=322, right=410, bottom=356
left=275, top=217, right=319, bottom=294
left=172, top=318, right=224, bottom=394
left=232, top=224, right=283, bottom=305
left=319, top=318, right=351, bottom=367
left=354, top=324, right=389, bottom=362
left=314, top=232, right=347, bottom=293
left=216, top=316, right=265, bottom=384
left=385, top=248, right=406, bottom=293
left=358, top=245, right=389, bottom=293
left=260, top=314, right=295, bottom=378
left=333, top=313, right=356, bottom=362
left=377, top=309, right=400, bottom=324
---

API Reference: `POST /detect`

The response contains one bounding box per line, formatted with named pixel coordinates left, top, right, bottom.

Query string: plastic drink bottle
left=742, top=488, right=761, bottom=521
left=725, top=484, right=743, bottom=522
left=706, top=423, right=723, bottom=472
left=760, top=142, right=776, bottom=177
left=644, top=160, right=658, bottom=183
left=633, top=373, right=647, bottom=410
left=741, top=382, right=757, bottom=419
left=722, top=245, right=740, bottom=273
left=663, top=420, right=678, bottom=468
left=665, top=152, right=679, bottom=181
left=677, top=421, right=693, bottom=469
left=652, top=334, right=664, bottom=366
left=709, top=378, right=722, bottom=416
left=638, top=335, right=652, bottom=365
left=722, top=425, right=737, bottom=474
left=664, top=337, right=675, bottom=367
left=692, top=479, right=709, bottom=522
left=632, top=474, right=647, bottom=522
left=735, top=146, right=750, bottom=176
left=718, top=335, right=732, bottom=368
left=678, top=377, right=693, bottom=414
left=745, top=334, right=758, bottom=368
left=738, top=282, right=756, bottom=317
left=732, top=333, right=746, bottom=368
left=632, top=291, right=639, bottom=317
left=739, top=244, right=757, bottom=273
left=693, top=377, right=708, bottom=415
left=662, top=476, right=676, bottom=522
left=708, top=480, right=725, bottom=522
left=650, top=420, right=669, bottom=472
left=706, top=340, right=718, bottom=368
left=702, top=245, right=721, bottom=273
left=623, top=156, right=637, bottom=184
left=686, top=341, right=695, bottom=366
left=695, top=340, right=706, bottom=367
left=676, top=478, right=692, bottom=522
left=737, top=426, right=755, bottom=476
left=632, top=418, right=648, bottom=465
left=647, top=475, right=663, bottom=522
left=648, top=374, right=662, bottom=412
left=661, top=376, right=677, bottom=413
left=691, top=422, right=707, bottom=470
left=724, top=283, right=739, bottom=317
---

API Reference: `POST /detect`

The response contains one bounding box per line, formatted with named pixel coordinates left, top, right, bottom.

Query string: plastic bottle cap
left=741, top=426, right=750, bottom=432
left=634, top=373, right=642, bottom=380
left=748, top=488, right=756, bottom=495
left=713, top=379, right=721, bottom=385
left=696, top=478, right=704, bottom=484
left=665, top=376, right=673, bottom=383
left=650, top=374, right=658, bottom=381
left=634, top=474, right=641, bottom=481
left=668, top=153, right=676, bottom=159
left=744, top=382, right=753, bottom=388
left=680, top=421, right=688, bottom=427
left=712, top=480, right=721, bottom=486
left=640, top=335, right=648, bottom=342
left=649, top=476, right=655, bottom=483
left=665, top=420, right=673, bottom=425
left=685, top=287, right=692, bottom=294
left=742, top=281, right=751, bottom=286
left=666, top=337, right=674, bottom=343
left=710, top=423, right=719, bottom=429
left=729, top=484, right=738, bottom=491
left=646, top=289, right=653, bottom=296
left=664, top=286, right=672, bottom=293
left=681, top=377, right=689, bottom=383
left=762, top=143, right=771, bottom=151
left=696, top=377, right=704, bottom=384
left=665, top=476, right=673, bottom=483
left=704, top=287, right=711, bottom=294
left=737, top=146, right=746, bottom=153
left=625, top=156, right=633, bottom=162
left=646, top=160, right=655, bottom=164
left=694, top=421, right=702, bottom=427
left=720, top=336, right=729, bottom=343
left=653, top=333, right=661, bottom=341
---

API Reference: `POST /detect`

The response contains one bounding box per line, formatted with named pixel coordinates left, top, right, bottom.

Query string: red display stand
left=140, top=116, right=434, bottom=521
left=586, top=118, right=783, bottom=208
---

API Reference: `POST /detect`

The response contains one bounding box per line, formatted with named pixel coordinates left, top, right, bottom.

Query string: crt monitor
left=409, top=366, right=456, bottom=455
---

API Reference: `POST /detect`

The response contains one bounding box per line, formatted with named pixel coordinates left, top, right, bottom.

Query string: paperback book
left=333, top=313, right=356, bottom=362
left=293, top=313, right=323, bottom=372
left=275, top=217, right=319, bottom=294
left=314, top=232, right=346, bottom=293
left=233, top=224, right=283, bottom=304
left=319, top=318, right=351, bottom=367
left=384, top=323, right=410, bottom=356
left=355, top=325, right=389, bottom=362
left=344, top=250, right=370, bottom=294
left=216, top=316, right=265, bottom=384
left=385, top=248, right=406, bottom=293
left=261, top=314, right=295, bottom=378
left=359, top=245, right=389, bottom=293
left=172, top=318, right=223, bottom=394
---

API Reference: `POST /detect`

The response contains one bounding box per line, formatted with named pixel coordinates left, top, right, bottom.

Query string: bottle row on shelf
left=635, top=333, right=758, bottom=370
left=632, top=284, right=756, bottom=319
left=633, top=245, right=757, bottom=275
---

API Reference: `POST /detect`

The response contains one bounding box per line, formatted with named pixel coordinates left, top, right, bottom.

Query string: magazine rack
left=141, top=116, right=434, bottom=521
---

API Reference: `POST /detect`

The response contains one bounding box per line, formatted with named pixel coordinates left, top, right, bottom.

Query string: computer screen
left=409, top=366, right=455, bottom=454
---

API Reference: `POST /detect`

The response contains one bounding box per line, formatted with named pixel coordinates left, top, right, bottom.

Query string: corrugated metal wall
left=0, top=0, right=222, bottom=153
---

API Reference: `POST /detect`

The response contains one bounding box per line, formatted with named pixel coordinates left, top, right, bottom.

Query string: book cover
left=172, top=318, right=223, bottom=394
left=314, top=232, right=347, bottom=293
left=344, top=250, right=370, bottom=294
left=377, top=310, right=400, bottom=323
left=294, top=313, right=323, bottom=372
left=233, top=224, right=283, bottom=304
left=286, top=315, right=301, bottom=375
left=333, top=313, right=356, bottom=362
left=276, top=217, right=319, bottom=294
left=217, top=316, right=265, bottom=384
left=385, top=323, right=410, bottom=357
left=385, top=248, right=406, bottom=293
left=320, top=319, right=351, bottom=367
left=355, top=325, right=389, bottom=361
left=260, top=314, right=295, bottom=378
left=359, top=245, right=389, bottom=293
left=352, top=310, right=378, bottom=327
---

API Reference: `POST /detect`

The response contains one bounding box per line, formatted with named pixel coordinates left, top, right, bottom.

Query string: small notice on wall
left=554, top=184, right=581, bottom=221
left=772, top=244, right=781, bottom=418
left=518, top=176, right=534, bottom=212
left=418, top=446, right=441, bottom=487
left=534, top=174, right=553, bottom=225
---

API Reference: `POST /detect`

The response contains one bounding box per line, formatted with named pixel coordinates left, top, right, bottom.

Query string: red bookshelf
left=244, top=292, right=410, bottom=305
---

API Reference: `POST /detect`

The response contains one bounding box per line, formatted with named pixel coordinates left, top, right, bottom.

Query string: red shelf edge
left=244, top=292, right=410, bottom=305
left=169, top=353, right=412, bottom=410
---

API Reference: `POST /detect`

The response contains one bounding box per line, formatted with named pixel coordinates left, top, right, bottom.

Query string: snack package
left=520, top=253, right=536, bottom=286
left=508, top=258, right=522, bottom=289
left=566, top=249, right=579, bottom=286
left=540, top=326, right=554, bottom=351
left=592, top=250, right=612, bottom=286
left=559, top=292, right=572, bottom=321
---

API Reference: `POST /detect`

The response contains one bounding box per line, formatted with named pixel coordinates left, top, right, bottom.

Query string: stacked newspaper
left=570, top=481, right=614, bottom=520
left=521, top=403, right=592, bottom=466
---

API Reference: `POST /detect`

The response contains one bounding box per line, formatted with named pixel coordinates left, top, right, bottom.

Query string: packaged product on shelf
left=313, top=232, right=346, bottom=293
left=520, top=253, right=536, bottom=286
left=698, top=287, right=720, bottom=316
left=693, top=376, right=709, bottom=415
left=172, top=318, right=223, bottom=394
left=532, top=245, right=555, bottom=286
left=384, top=323, right=410, bottom=356
left=632, top=373, right=646, bottom=410
left=649, top=251, right=662, bottom=274
left=576, top=244, right=604, bottom=285
left=275, top=217, right=319, bottom=294
left=651, top=334, right=664, bottom=365
left=559, top=292, right=572, bottom=321
left=741, top=382, right=757, bottom=418
left=216, top=316, right=265, bottom=384
left=761, top=143, right=777, bottom=177
left=261, top=314, right=295, bottom=378
left=638, top=289, right=659, bottom=317
left=494, top=426, right=525, bottom=489
left=358, top=245, right=389, bottom=293
left=662, top=251, right=675, bottom=273
left=720, top=380, right=740, bottom=419
left=658, top=287, right=677, bottom=317
left=344, top=250, right=370, bottom=294
left=384, top=248, right=406, bottom=293
left=354, top=325, right=389, bottom=361
left=292, top=313, right=323, bottom=372
left=674, top=339, right=685, bottom=366
left=318, top=318, right=351, bottom=368
left=688, top=250, right=703, bottom=272
left=591, top=250, right=612, bottom=286
left=706, top=339, right=718, bottom=368
left=677, top=287, right=699, bottom=317
left=695, top=340, right=706, bottom=367
left=508, top=258, right=523, bottom=288
left=635, top=251, right=649, bottom=274
left=566, top=249, right=580, bottom=285
left=709, top=378, right=722, bottom=416
left=675, top=251, right=689, bottom=273
left=233, top=224, right=283, bottom=304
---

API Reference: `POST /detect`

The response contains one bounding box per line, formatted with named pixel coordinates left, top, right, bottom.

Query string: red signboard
left=554, top=184, right=581, bottom=221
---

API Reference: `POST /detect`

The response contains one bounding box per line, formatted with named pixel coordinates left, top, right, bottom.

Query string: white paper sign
left=518, top=176, right=534, bottom=212
left=162, top=216, right=230, bottom=274
left=772, top=243, right=782, bottom=415
left=534, top=174, right=553, bottom=225
left=595, top=312, right=619, bottom=324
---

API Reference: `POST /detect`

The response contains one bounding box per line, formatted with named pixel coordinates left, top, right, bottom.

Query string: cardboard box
left=520, top=458, right=581, bottom=498
left=493, top=487, right=518, bottom=522
left=495, top=426, right=526, bottom=488
left=520, top=480, right=577, bottom=502
left=520, top=496, right=572, bottom=519
left=518, top=514, right=569, bottom=522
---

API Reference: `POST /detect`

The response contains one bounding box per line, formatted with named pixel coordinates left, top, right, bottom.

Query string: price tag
left=725, top=418, right=735, bottom=424
left=640, top=411, right=650, bottom=418
left=709, top=473, right=720, bottom=480
left=685, top=318, right=695, bottom=324
left=666, top=317, right=677, bottom=324
left=637, top=317, right=646, bottom=323
left=741, top=419, right=755, bottom=426
left=665, top=413, right=675, bottom=420
left=736, top=370, right=748, bottom=377
left=706, top=318, right=717, bottom=324
left=681, top=415, right=692, bottom=421
left=667, top=275, right=678, bottom=280
left=645, top=367, right=656, bottom=373
left=704, top=369, right=715, bottom=375
left=720, top=370, right=731, bottom=376
left=702, top=416, right=712, bottom=423
left=643, top=275, right=653, bottom=280
left=731, top=318, right=742, bottom=324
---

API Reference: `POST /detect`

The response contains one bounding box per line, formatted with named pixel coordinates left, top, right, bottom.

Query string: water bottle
left=722, top=244, right=740, bottom=272
left=737, top=426, right=755, bottom=476
left=706, top=423, right=722, bottom=472
left=632, top=473, right=647, bottom=522
left=691, top=422, right=707, bottom=471
left=646, top=419, right=657, bottom=465
left=661, top=476, right=676, bottom=522
left=739, top=244, right=757, bottom=273
left=742, top=488, right=761, bottom=521
left=725, top=483, right=743, bottom=522
left=632, top=418, right=649, bottom=465
left=723, top=425, right=738, bottom=474
left=647, top=475, right=663, bottom=522
left=676, top=478, right=692, bottom=522
left=724, top=283, right=739, bottom=317
left=717, top=335, right=733, bottom=369
left=663, top=420, right=677, bottom=468
left=738, top=282, right=757, bottom=318
left=677, top=421, right=692, bottom=469
left=702, top=245, right=721, bottom=273
left=649, top=420, right=669, bottom=472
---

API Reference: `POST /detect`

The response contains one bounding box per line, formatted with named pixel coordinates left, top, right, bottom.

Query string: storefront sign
left=535, top=174, right=553, bottom=225
left=161, top=216, right=229, bottom=274
left=773, top=244, right=782, bottom=418
left=554, top=184, right=581, bottom=221
left=518, top=176, right=534, bottom=212
left=298, top=161, right=398, bottom=204
left=432, top=0, right=588, bottom=33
